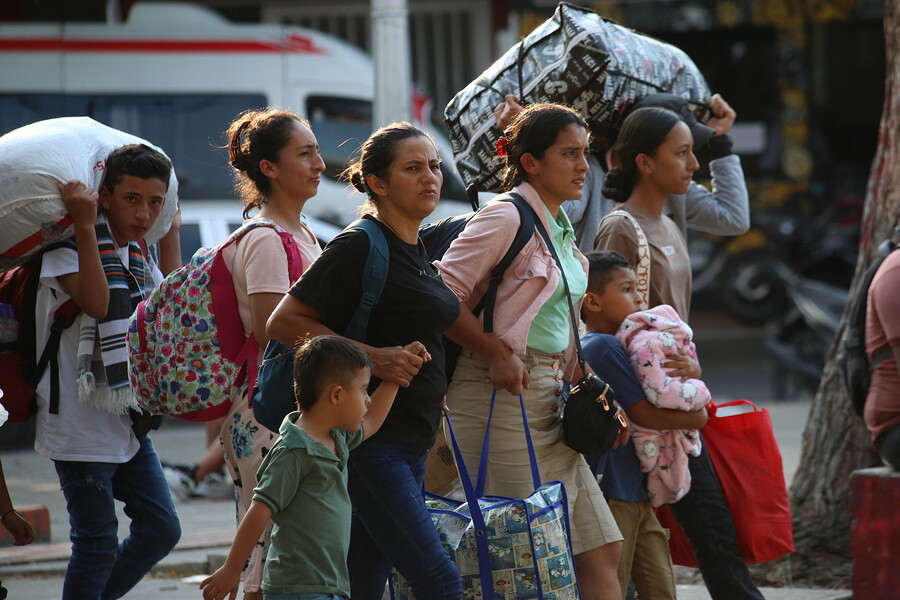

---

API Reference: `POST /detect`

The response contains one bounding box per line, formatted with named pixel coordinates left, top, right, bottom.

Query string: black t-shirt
left=289, top=215, right=461, bottom=448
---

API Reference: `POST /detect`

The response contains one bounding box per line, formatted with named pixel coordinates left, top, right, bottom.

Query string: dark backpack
left=250, top=193, right=535, bottom=432
left=838, top=241, right=898, bottom=417
left=0, top=248, right=80, bottom=423
left=420, top=192, right=535, bottom=379
left=251, top=218, right=389, bottom=433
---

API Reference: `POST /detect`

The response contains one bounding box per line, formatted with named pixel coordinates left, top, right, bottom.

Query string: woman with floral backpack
left=216, top=108, right=325, bottom=600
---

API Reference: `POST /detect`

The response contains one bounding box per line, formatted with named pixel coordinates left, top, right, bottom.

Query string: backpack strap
left=26, top=244, right=82, bottom=415
left=212, top=217, right=305, bottom=391
left=479, top=192, right=535, bottom=333
left=32, top=298, right=80, bottom=415
left=602, top=209, right=650, bottom=310
left=531, top=206, right=589, bottom=375
left=842, top=252, right=889, bottom=417
left=344, top=219, right=390, bottom=342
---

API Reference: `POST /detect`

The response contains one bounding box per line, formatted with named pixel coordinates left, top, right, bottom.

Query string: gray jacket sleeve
left=565, top=153, right=750, bottom=249
left=563, top=155, right=614, bottom=253
left=665, top=154, right=750, bottom=238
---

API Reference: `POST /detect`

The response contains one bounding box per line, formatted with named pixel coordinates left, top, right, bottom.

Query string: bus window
left=0, top=95, right=65, bottom=135
left=306, top=95, right=372, bottom=181
left=0, top=93, right=267, bottom=200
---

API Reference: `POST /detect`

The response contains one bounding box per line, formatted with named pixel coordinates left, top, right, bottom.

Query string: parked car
left=177, top=200, right=343, bottom=260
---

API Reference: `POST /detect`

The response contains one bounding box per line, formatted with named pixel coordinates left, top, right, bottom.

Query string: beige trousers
left=445, top=348, right=622, bottom=555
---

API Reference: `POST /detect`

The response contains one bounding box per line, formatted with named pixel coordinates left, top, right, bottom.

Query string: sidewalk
left=0, top=313, right=851, bottom=599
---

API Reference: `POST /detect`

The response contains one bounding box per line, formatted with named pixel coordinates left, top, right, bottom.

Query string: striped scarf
left=67, top=214, right=152, bottom=414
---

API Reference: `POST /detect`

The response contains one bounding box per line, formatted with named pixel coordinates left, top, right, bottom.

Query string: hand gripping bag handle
left=444, top=391, right=542, bottom=600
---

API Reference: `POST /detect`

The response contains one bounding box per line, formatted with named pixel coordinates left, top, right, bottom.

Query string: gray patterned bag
left=444, top=2, right=711, bottom=192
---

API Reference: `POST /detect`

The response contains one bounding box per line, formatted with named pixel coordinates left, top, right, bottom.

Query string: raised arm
left=156, top=204, right=182, bottom=276
left=362, top=363, right=408, bottom=440
left=55, top=181, right=109, bottom=318
left=680, top=93, right=750, bottom=236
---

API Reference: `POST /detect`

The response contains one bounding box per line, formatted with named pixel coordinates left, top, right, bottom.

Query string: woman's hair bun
left=601, top=166, right=635, bottom=203
left=230, top=148, right=251, bottom=173
left=350, top=169, right=367, bottom=194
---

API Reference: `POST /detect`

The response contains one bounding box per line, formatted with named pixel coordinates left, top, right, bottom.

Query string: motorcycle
left=691, top=194, right=860, bottom=325
left=763, top=262, right=848, bottom=399
left=689, top=208, right=790, bottom=324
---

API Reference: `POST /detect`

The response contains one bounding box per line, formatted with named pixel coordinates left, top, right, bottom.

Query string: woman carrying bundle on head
left=437, top=102, right=626, bottom=600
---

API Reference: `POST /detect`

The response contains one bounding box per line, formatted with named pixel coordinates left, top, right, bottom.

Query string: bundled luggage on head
left=0, top=116, right=179, bottom=271
left=444, top=2, right=711, bottom=192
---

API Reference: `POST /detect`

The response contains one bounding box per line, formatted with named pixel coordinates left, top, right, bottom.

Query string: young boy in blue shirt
left=580, top=251, right=707, bottom=600
left=200, top=335, right=404, bottom=600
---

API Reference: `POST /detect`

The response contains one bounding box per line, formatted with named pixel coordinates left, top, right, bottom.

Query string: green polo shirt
left=526, top=206, right=587, bottom=354
left=253, top=412, right=365, bottom=597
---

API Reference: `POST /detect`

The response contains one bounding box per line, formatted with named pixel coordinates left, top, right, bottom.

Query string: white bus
left=0, top=1, right=469, bottom=255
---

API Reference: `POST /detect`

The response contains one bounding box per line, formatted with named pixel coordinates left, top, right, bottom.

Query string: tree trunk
left=786, top=0, right=900, bottom=587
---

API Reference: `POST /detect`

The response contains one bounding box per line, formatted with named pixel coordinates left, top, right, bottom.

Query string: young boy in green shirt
left=200, top=335, right=404, bottom=600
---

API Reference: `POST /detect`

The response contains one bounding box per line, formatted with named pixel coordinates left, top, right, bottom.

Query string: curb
left=0, top=529, right=234, bottom=577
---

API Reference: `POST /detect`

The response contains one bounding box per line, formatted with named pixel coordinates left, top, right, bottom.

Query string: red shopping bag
left=655, top=399, right=794, bottom=566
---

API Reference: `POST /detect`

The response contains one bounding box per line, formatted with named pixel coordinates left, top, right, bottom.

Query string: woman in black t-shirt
left=267, top=122, right=462, bottom=600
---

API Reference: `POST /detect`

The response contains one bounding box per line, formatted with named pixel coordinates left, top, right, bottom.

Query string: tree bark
left=786, top=0, right=900, bottom=587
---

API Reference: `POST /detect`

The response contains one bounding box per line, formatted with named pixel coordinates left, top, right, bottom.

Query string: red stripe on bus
left=0, top=34, right=325, bottom=54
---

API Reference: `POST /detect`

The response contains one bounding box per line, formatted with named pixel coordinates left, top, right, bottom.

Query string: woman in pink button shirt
left=438, top=103, right=624, bottom=600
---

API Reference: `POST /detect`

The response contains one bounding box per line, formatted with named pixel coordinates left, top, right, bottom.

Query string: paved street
left=0, top=312, right=853, bottom=599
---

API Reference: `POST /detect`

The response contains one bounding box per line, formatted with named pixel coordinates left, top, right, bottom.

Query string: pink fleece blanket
left=616, top=304, right=711, bottom=506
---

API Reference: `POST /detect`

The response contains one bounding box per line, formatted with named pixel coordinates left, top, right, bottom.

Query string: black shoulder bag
left=532, top=212, right=626, bottom=455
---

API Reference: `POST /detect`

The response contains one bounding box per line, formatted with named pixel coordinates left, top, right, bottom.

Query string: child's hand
left=199, top=566, right=241, bottom=600
left=404, top=341, right=432, bottom=363
left=371, top=342, right=430, bottom=388
left=663, top=353, right=701, bottom=381
left=1, top=511, right=35, bottom=546
left=58, top=180, right=98, bottom=228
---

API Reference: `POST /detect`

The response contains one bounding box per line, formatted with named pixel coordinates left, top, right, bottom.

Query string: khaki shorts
left=445, top=348, right=622, bottom=555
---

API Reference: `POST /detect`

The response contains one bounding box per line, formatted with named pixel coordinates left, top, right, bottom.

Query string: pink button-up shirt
left=436, top=182, right=588, bottom=380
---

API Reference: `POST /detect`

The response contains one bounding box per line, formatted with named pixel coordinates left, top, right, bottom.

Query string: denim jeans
left=346, top=441, right=462, bottom=600
left=668, top=437, right=764, bottom=600
left=54, top=434, right=182, bottom=600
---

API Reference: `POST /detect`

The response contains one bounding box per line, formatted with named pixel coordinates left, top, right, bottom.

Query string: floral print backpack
left=127, top=218, right=302, bottom=422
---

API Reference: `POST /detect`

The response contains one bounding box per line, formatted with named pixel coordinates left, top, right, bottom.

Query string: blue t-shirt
left=581, top=332, right=648, bottom=502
